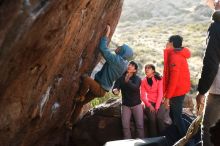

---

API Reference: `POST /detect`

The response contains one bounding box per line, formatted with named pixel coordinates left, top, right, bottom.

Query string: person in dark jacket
left=112, top=61, right=144, bottom=139
left=196, top=9, right=220, bottom=146
left=75, top=25, right=133, bottom=103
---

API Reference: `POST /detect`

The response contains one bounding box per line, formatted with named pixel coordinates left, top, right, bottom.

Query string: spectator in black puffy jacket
left=196, top=9, right=220, bottom=146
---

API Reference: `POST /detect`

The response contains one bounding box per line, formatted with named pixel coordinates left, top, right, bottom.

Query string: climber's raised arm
left=105, top=25, right=111, bottom=38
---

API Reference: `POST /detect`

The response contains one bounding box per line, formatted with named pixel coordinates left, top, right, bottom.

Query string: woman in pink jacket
left=141, top=64, right=168, bottom=137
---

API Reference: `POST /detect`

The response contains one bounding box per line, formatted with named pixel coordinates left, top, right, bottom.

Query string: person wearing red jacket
left=140, top=64, right=169, bottom=137
left=163, top=35, right=191, bottom=141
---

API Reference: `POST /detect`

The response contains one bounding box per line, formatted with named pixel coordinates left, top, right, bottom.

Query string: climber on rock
left=75, top=25, right=133, bottom=104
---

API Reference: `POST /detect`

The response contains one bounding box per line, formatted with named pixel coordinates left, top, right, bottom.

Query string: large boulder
left=72, top=98, right=151, bottom=146
left=0, top=0, right=123, bottom=146
left=72, top=99, right=123, bottom=146
left=71, top=97, right=198, bottom=146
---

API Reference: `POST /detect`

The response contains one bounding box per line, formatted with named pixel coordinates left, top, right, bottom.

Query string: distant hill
left=120, top=0, right=212, bottom=23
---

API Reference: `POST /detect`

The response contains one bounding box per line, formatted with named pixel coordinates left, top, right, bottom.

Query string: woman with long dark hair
left=141, top=64, right=167, bottom=137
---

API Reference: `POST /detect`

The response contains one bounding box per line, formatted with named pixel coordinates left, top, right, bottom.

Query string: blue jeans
left=169, top=95, right=187, bottom=138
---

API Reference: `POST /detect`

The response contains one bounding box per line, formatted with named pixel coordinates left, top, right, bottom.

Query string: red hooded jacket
left=163, top=47, right=191, bottom=99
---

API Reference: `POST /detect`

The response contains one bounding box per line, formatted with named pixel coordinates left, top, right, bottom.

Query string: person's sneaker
left=73, top=96, right=85, bottom=102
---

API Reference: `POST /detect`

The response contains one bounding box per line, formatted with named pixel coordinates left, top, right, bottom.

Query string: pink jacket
left=140, top=76, right=163, bottom=110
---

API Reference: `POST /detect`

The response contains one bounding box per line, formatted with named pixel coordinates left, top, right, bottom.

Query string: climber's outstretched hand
left=105, top=25, right=111, bottom=38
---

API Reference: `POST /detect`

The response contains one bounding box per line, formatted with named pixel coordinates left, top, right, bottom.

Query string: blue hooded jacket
left=95, top=37, right=133, bottom=91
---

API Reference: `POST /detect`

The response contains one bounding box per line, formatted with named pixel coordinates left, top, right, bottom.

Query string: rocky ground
left=72, top=98, right=196, bottom=146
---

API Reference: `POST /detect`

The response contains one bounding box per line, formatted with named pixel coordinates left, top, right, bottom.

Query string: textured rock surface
left=0, top=0, right=123, bottom=146
left=72, top=99, right=124, bottom=146
left=72, top=98, right=150, bottom=146
left=71, top=98, right=196, bottom=146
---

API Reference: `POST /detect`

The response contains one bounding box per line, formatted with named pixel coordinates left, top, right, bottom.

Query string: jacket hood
left=165, top=47, right=191, bottom=59
left=118, top=44, right=133, bottom=60
left=175, top=47, right=191, bottom=59
left=212, top=10, right=220, bottom=22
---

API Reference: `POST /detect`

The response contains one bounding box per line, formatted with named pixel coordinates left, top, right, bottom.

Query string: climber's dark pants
left=71, top=77, right=106, bottom=124
left=79, top=76, right=106, bottom=104
left=202, top=93, right=220, bottom=146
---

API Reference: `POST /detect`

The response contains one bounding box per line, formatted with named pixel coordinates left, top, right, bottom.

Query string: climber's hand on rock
left=105, top=25, right=111, bottom=38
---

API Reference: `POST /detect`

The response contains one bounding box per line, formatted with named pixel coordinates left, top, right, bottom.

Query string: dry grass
left=91, top=0, right=213, bottom=106
left=112, top=21, right=211, bottom=98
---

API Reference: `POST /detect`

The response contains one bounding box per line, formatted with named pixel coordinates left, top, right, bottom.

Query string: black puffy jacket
left=198, top=11, right=220, bottom=94
left=113, top=73, right=142, bottom=107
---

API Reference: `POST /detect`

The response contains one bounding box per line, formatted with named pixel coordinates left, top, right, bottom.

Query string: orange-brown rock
left=0, top=0, right=123, bottom=146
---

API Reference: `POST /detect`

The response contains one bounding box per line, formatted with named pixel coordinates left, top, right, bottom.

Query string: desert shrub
left=90, top=92, right=120, bottom=107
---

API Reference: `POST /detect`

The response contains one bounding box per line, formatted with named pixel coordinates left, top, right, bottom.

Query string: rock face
left=72, top=99, right=124, bottom=146
left=0, top=0, right=123, bottom=146
left=72, top=100, right=123, bottom=146
left=72, top=98, right=151, bottom=146
left=71, top=98, right=198, bottom=146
